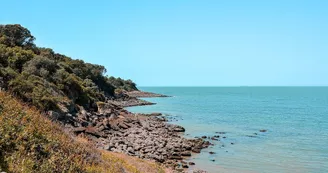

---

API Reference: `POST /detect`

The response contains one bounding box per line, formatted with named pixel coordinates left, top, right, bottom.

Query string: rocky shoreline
left=50, top=91, right=210, bottom=172
left=107, top=97, right=155, bottom=107
left=127, top=90, right=170, bottom=98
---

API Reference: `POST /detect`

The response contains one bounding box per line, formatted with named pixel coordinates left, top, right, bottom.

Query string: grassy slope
left=0, top=91, right=165, bottom=173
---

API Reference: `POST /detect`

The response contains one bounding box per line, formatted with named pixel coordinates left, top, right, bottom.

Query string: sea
left=127, top=87, right=328, bottom=173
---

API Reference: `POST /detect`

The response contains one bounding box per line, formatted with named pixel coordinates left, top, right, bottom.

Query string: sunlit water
left=127, top=87, right=328, bottom=173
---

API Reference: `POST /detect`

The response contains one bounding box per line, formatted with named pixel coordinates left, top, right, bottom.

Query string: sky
left=1, top=0, right=328, bottom=86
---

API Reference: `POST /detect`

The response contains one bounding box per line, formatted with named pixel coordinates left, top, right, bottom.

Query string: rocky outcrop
left=107, top=98, right=155, bottom=107
left=127, top=90, right=170, bottom=98
left=50, top=102, right=210, bottom=172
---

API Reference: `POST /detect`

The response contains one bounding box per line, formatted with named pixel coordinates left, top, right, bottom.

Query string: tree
left=0, top=24, right=36, bottom=50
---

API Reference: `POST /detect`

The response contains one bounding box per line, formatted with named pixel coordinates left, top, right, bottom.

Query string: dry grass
left=0, top=91, right=165, bottom=173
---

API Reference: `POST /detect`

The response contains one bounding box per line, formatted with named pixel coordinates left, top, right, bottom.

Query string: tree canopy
left=0, top=24, right=138, bottom=111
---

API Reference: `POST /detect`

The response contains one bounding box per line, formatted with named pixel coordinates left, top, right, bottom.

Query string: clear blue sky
left=1, top=0, right=327, bottom=86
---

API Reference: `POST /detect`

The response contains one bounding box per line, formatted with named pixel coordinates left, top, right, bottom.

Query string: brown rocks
left=169, top=156, right=183, bottom=160
left=64, top=98, right=211, bottom=168
left=118, top=122, right=129, bottom=129
left=182, top=164, right=189, bottom=168
left=181, top=152, right=192, bottom=156
left=211, top=137, right=219, bottom=141
left=85, top=127, right=102, bottom=138
left=126, top=91, right=169, bottom=98
left=189, top=162, right=195, bottom=165
left=72, top=127, right=86, bottom=134
left=192, top=148, right=201, bottom=153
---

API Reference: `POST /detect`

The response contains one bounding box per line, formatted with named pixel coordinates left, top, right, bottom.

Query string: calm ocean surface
left=127, top=87, right=328, bottom=173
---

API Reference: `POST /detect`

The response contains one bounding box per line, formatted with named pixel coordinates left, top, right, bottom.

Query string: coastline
left=65, top=90, right=210, bottom=172
left=127, top=90, right=171, bottom=98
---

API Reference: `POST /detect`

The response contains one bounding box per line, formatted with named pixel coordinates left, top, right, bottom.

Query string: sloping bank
left=0, top=91, right=165, bottom=173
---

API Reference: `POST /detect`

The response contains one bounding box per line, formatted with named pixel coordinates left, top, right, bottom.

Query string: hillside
left=0, top=24, right=208, bottom=173
left=0, top=24, right=138, bottom=112
left=0, top=91, right=164, bottom=173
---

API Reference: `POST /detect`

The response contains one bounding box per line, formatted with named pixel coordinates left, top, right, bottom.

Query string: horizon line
left=138, top=85, right=328, bottom=87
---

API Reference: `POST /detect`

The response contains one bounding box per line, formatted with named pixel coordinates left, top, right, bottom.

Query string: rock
left=211, top=137, right=219, bottom=141
left=182, top=164, right=189, bottom=168
left=259, top=129, right=267, bottom=132
left=119, top=123, right=129, bottom=129
left=81, top=121, right=89, bottom=127
left=246, top=135, right=257, bottom=138
left=192, top=148, right=201, bottom=153
left=127, top=147, right=135, bottom=154
left=85, top=127, right=101, bottom=138
left=72, top=127, right=86, bottom=134
left=203, top=141, right=213, bottom=147
left=127, top=91, right=169, bottom=98
left=181, top=161, right=187, bottom=164
left=189, top=162, right=195, bottom=165
left=201, top=136, right=207, bottom=139
left=209, top=151, right=216, bottom=154
left=181, top=152, right=191, bottom=156
left=149, top=113, right=162, bottom=116
left=210, top=159, right=215, bottom=162
left=173, top=125, right=185, bottom=132
left=216, top=132, right=226, bottom=134
left=222, top=136, right=227, bottom=138
left=231, top=142, right=234, bottom=145
left=175, top=168, right=184, bottom=172
left=193, top=170, right=207, bottom=173
left=169, top=156, right=183, bottom=160
left=103, top=144, right=112, bottom=150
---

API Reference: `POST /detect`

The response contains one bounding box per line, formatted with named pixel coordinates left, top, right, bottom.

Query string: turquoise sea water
left=127, top=87, right=328, bottom=173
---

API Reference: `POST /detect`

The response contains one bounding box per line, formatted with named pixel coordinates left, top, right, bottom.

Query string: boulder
left=72, top=127, right=86, bottom=134
left=181, top=152, right=191, bottom=156
left=182, top=164, right=189, bottom=168
left=85, top=127, right=101, bottom=138
left=169, top=155, right=183, bottom=160
left=192, top=148, right=201, bottom=153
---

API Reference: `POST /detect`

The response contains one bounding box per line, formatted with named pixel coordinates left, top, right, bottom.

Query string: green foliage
left=0, top=24, right=138, bottom=111
left=107, top=76, right=138, bottom=92
left=0, top=24, right=37, bottom=52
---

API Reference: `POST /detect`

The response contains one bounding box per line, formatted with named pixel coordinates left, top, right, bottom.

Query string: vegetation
left=107, top=76, right=138, bottom=92
left=0, top=24, right=165, bottom=173
left=0, top=24, right=138, bottom=111
left=0, top=91, right=164, bottom=173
